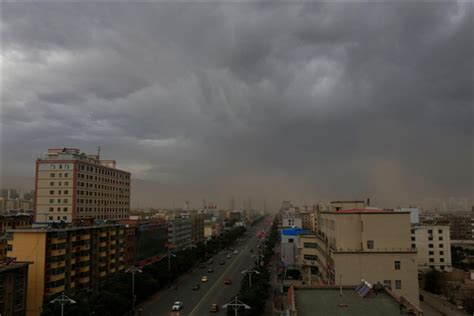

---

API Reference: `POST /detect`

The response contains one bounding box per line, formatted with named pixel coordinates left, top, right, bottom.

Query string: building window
left=63, top=216, right=67, bottom=220
left=288, top=238, right=294, bottom=243
left=394, top=261, right=401, bottom=270
left=50, top=173, right=55, bottom=177
left=383, top=280, right=392, bottom=288
left=64, top=181, right=69, bottom=186
left=411, top=236, right=415, bottom=241
left=64, top=173, right=68, bottom=177
left=428, top=236, right=433, bottom=241
left=429, top=251, right=434, bottom=255
left=49, top=199, right=54, bottom=203
left=439, top=244, right=444, bottom=248
left=367, top=240, right=374, bottom=249
left=439, top=237, right=443, bottom=241
left=395, top=280, right=402, bottom=289
left=440, top=266, right=445, bottom=271
left=49, top=216, right=53, bottom=220
left=439, top=251, right=444, bottom=255
left=429, top=258, right=434, bottom=262
left=438, top=229, right=442, bottom=234
left=64, top=190, right=69, bottom=194
left=429, top=244, right=433, bottom=248
left=63, top=207, right=68, bottom=212
left=411, top=244, right=416, bottom=249
left=428, top=229, right=433, bottom=234
left=440, top=258, right=444, bottom=262
left=50, top=190, right=54, bottom=195
left=49, top=207, right=54, bottom=212
left=50, top=182, right=55, bottom=186
left=63, top=199, right=68, bottom=203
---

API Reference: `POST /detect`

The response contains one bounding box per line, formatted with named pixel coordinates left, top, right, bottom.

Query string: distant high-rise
left=34, top=148, right=131, bottom=223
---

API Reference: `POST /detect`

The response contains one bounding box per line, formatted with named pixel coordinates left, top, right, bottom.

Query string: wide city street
left=139, top=224, right=268, bottom=316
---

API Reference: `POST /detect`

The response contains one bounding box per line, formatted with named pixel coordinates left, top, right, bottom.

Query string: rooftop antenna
left=97, top=146, right=101, bottom=159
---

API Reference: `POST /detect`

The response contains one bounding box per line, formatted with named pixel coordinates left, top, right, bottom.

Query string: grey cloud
left=1, top=1, right=472, bottom=210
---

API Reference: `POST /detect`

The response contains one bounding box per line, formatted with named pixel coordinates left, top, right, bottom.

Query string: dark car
left=192, top=284, right=200, bottom=290
left=224, top=278, right=232, bottom=285
left=207, top=268, right=214, bottom=273
left=219, top=260, right=225, bottom=265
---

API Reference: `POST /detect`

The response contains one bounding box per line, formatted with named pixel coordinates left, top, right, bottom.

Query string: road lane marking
left=188, top=238, right=255, bottom=315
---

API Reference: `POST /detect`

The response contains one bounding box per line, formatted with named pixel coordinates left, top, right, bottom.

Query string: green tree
left=424, top=270, right=444, bottom=294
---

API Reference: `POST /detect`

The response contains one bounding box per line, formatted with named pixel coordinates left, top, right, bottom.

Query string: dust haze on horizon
left=1, top=2, right=473, bottom=211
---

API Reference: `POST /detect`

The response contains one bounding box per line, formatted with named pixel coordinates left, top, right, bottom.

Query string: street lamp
left=126, top=266, right=143, bottom=315
left=50, top=292, right=76, bottom=316
left=241, top=268, right=260, bottom=287
left=222, top=296, right=251, bottom=316
left=167, top=246, right=177, bottom=287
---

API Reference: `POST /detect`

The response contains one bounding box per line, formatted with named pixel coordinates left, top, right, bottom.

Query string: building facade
left=310, top=209, right=419, bottom=307
left=446, top=215, right=473, bottom=240
left=6, top=224, right=126, bottom=316
left=0, top=215, right=33, bottom=233
left=0, top=261, right=30, bottom=316
left=167, top=218, right=192, bottom=248
left=412, top=225, right=452, bottom=271
left=282, top=214, right=303, bottom=229
left=281, top=228, right=306, bottom=267
left=35, top=148, right=130, bottom=223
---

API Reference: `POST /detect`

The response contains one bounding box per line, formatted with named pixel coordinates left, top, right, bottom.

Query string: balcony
left=80, top=234, right=91, bottom=240
left=79, top=276, right=90, bottom=283
left=51, top=238, right=66, bottom=244
left=80, top=266, right=90, bottom=273
left=49, top=273, right=65, bottom=282
left=80, top=255, right=90, bottom=261
left=49, top=285, right=65, bottom=294
left=51, top=249, right=66, bottom=256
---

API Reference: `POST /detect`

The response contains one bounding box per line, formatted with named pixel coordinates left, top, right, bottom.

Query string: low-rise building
left=0, top=261, right=30, bottom=316
left=310, top=208, right=419, bottom=307
left=0, top=215, right=33, bottom=233
left=281, top=228, right=306, bottom=268
left=6, top=224, right=127, bottom=316
left=282, top=214, right=303, bottom=229
left=412, top=225, right=452, bottom=271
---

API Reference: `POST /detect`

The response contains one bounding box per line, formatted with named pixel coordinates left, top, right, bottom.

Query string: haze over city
left=2, top=2, right=472, bottom=210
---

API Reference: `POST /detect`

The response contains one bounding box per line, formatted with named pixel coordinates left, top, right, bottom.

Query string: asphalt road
left=139, top=225, right=267, bottom=316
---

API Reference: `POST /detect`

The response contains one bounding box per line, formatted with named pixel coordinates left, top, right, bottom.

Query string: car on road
left=226, top=254, right=232, bottom=259
left=210, top=304, right=219, bottom=313
left=201, top=276, right=208, bottom=283
left=224, top=278, right=232, bottom=285
left=192, top=284, right=200, bottom=290
left=207, top=268, right=214, bottom=273
left=233, top=249, right=239, bottom=254
left=219, top=260, right=225, bottom=265
left=171, top=301, right=183, bottom=311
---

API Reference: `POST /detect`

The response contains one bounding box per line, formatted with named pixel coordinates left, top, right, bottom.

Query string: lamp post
left=241, top=268, right=260, bottom=288
left=222, top=296, right=250, bottom=316
left=167, top=246, right=177, bottom=287
left=126, top=266, right=143, bottom=315
left=50, top=292, right=76, bottom=316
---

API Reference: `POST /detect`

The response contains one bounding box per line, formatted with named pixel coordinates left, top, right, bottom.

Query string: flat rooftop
left=295, top=288, right=403, bottom=316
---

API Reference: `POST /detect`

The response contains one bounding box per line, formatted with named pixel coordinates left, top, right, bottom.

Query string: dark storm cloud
left=1, top=1, right=472, bottom=209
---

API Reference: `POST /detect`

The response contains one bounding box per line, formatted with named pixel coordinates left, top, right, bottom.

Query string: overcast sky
left=1, top=1, right=473, bottom=210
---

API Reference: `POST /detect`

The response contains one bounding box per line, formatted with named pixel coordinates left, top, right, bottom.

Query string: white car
left=233, top=250, right=239, bottom=254
left=172, top=301, right=183, bottom=311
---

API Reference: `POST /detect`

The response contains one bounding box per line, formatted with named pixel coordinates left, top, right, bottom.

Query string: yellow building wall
left=334, top=252, right=419, bottom=308
left=8, top=232, right=46, bottom=316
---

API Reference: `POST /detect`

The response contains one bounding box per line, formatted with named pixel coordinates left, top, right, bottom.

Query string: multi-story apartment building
left=167, top=217, right=192, bottom=248
left=6, top=224, right=127, bottom=316
left=0, top=261, right=30, bottom=316
left=181, top=212, right=204, bottom=244
left=281, top=228, right=306, bottom=267
left=309, top=212, right=318, bottom=233
left=308, top=208, right=419, bottom=307
left=35, top=148, right=130, bottom=223
left=412, top=225, right=452, bottom=271
left=299, top=212, right=312, bottom=231
left=445, top=214, right=472, bottom=240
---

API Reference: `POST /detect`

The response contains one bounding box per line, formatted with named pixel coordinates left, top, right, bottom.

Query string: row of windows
left=77, top=191, right=129, bottom=200
left=48, top=198, right=69, bottom=203
left=50, top=190, right=69, bottom=195
left=77, top=199, right=128, bottom=205
left=48, top=216, right=68, bottom=221
left=78, top=173, right=129, bottom=185
left=77, top=181, right=129, bottom=192
left=50, top=173, right=69, bottom=178
left=49, top=207, right=68, bottom=212
left=429, top=258, right=445, bottom=263
left=411, top=236, right=443, bottom=241
left=428, top=251, right=445, bottom=256
left=79, top=164, right=130, bottom=180
left=77, top=207, right=128, bottom=213
left=50, top=181, right=69, bottom=186
left=428, top=244, right=444, bottom=248
left=383, top=279, right=402, bottom=290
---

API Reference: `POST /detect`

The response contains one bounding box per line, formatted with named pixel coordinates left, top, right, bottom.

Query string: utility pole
left=50, top=292, right=76, bottom=316
left=167, top=246, right=177, bottom=287
left=126, top=266, right=143, bottom=315
left=222, top=296, right=251, bottom=316
left=241, top=268, right=260, bottom=287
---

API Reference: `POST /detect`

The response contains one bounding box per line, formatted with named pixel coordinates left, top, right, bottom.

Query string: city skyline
left=2, top=2, right=473, bottom=210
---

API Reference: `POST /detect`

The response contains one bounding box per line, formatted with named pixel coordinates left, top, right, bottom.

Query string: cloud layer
left=2, top=2, right=473, bottom=210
